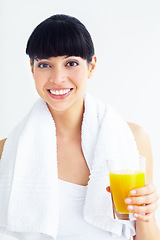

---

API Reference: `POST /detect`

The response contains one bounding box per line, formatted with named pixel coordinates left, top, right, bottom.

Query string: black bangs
left=26, top=15, right=94, bottom=63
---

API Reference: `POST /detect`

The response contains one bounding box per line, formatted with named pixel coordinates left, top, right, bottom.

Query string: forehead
left=35, top=56, right=88, bottom=63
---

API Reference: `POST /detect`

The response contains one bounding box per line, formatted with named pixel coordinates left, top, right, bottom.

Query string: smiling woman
left=30, top=55, right=96, bottom=113
left=26, top=14, right=96, bottom=113
left=0, top=13, right=159, bottom=240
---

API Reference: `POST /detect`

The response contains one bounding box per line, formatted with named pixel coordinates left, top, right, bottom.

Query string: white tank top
left=56, top=179, right=129, bottom=240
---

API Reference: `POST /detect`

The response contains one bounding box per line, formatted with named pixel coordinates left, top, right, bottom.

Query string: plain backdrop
left=0, top=0, right=160, bottom=239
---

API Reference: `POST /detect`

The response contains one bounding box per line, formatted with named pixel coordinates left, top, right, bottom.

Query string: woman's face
left=31, top=55, right=96, bottom=114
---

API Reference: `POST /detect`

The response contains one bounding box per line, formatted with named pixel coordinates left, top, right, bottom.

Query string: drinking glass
left=107, top=156, right=146, bottom=220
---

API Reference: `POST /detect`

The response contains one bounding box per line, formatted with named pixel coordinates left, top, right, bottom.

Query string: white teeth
left=50, top=89, right=71, bottom=95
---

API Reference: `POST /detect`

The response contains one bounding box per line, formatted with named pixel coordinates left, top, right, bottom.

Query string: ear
left=88, top=55, right=97, bottom=78
left=30, top=59, right=34, bottom=74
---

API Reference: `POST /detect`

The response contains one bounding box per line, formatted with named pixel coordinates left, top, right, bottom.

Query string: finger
left=125, top=191, right=159, bottom=205
left=130, top=184, right=156, bottom=196
left=127, top=201, right=159, bottom=214
left=133, top=212, right=154, bottom=222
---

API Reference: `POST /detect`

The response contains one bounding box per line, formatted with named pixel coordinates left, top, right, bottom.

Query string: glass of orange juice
left=107, top=156, right=146, bottom=220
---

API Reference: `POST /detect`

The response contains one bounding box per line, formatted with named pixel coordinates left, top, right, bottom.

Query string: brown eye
left=38, top=63, right=50, bottom=68
left=67, top=61, right=79, bottom=67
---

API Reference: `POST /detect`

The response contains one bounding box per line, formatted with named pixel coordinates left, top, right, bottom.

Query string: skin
left=0, top=55, right=159, bottom=239
left=127, top=124, right=160, bottom=240
left=30, top=55, right=96, bottom=114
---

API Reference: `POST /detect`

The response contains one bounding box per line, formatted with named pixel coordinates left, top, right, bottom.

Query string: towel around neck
left=0, top=93, right=139, bottom=240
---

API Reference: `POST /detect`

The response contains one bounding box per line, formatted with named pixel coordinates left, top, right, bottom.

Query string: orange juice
left=109, top=169, right=145, bottom=213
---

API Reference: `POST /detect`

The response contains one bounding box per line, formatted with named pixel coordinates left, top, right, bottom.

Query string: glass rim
left=106, top=155, right=146, bottom=173
left=106, top=155, right=146, bottom=162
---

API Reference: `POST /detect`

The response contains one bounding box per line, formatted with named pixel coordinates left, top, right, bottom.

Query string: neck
left=48, top=99, right=84, bottom=138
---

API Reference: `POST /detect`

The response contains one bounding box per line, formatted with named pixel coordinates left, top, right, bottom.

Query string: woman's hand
left=106, top=184, right=159, bottom=222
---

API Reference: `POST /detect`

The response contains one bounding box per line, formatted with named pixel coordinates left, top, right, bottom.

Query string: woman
left=0, top=14, right=159, bottom=240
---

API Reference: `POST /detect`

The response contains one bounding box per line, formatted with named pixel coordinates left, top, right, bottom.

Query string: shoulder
left=127, top=122, right=153, bottom=183
left=0, top=138, right=7, bottom=160
left=127, top=122, right=152, bottom=151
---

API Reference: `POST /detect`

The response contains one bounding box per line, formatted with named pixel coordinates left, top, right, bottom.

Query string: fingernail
left=125, top=198, right=132, bottom=204
left=130, top=190, right=136, bottom=195
left=128, top=205, right=134, bottom=211
left=134, top=213, right=139, bottom=218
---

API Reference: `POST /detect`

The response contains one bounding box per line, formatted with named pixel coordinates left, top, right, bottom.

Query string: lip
left=49, top=88, right=71, bottom=91
left=47, top=88, right=73, bottom=100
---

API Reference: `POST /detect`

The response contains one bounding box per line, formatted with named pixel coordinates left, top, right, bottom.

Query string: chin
left=47, top=102, right=71, bottom=113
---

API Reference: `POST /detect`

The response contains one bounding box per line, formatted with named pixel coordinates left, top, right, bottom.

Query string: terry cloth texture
left=0, top=93, right=139, bottom=240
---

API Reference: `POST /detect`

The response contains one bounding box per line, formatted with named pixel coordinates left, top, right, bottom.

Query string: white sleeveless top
left=56, top=179, right=129, bottom=240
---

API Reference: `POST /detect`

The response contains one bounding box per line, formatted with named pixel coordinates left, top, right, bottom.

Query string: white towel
left=0, top=93, right=139, bottom=240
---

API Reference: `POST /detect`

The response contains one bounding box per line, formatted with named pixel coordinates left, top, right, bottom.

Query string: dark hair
left=26, top=14, right=95, bottom=64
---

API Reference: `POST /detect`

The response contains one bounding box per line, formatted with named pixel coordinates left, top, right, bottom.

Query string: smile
left=49, top=88, right=72, bottom=96
left=47, top=88, right=73, bottom=100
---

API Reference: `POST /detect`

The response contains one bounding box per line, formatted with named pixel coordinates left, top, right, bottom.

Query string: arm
left=127, top=122, right=160, bottom=240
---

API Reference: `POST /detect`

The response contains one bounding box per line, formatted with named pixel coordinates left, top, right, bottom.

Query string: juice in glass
left=109, top=169, right=145, bottom=214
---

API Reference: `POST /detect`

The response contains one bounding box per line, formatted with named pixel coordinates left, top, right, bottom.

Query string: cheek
left=72, top=69, right=88, bottom=86
left=33, top=72, right=44, bottom=85
left=33, top=74, right=45, bottom=94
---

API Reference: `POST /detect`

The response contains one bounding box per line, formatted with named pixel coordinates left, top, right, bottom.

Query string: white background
left=0, top=0, right=160, bottom=239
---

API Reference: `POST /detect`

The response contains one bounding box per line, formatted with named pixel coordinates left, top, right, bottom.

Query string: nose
left=49, top=67, right=66, bottom=84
